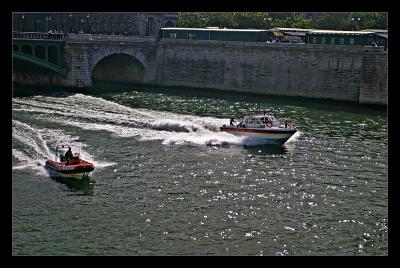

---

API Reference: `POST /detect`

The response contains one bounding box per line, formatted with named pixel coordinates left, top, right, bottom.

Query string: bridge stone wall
left=13, top=71, right=67, bottom=86
left=63, top=37, right=159, bottom=87
left=13, top=34, right=387, bottom=105
left=359, top=53, right=387, bottom=105
left=154, top=40, right=387, bottom=105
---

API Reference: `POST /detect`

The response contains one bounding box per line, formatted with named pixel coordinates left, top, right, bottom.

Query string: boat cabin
left=242, top=114, right=280, bottom=128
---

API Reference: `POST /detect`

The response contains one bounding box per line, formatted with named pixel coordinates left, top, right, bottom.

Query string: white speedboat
left=220, top=113, right=297, bottom=144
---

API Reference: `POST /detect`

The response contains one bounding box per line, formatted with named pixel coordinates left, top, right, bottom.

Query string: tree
left=177, top=12, right=387, bottom=31
left=269, top=15, right=317, bottom=29
left=177, top=13, right=208, bottom=28
left=178, top=12, right=272, bottom=29
left=269, top=12, right=293, bottom=20
left=346, top=12, right=387, bottom=30
left=289, top=15, right=318, bottom=29
left=207, top=12, right=238, bottom=28
left=233, top=12, right=271, bottom=29
left=315, top=12, right=387, bottom=31
left=316, top=13, right=350, bottom=30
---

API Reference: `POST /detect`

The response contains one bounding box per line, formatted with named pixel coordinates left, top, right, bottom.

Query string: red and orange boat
left=45, top=145, right=95, bottom=180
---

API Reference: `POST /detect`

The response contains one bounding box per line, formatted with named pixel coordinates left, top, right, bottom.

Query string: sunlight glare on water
left=12, top=86, right=387, bottom=255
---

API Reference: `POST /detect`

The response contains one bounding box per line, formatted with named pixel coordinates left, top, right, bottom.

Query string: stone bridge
left=13, top=32, right=387, bottom=105
left=63, top=34, right=159, bottom=87
left=13, top=32, right=68, bottom=78
left=13, top=32, right=159, bottom=88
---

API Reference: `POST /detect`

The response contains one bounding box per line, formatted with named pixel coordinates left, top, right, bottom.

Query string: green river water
left=12, top=84, right=387, bottom=255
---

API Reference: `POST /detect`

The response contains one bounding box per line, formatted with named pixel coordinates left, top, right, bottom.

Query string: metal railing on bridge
left=13, top=31, right=67, bottom=40
left=13, top=31, right=158, bottom=42
left=64, top=33, right=157, bottom=42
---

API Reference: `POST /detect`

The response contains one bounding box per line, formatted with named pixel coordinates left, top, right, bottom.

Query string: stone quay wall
left=13, top=35, right=387, bottom=105
left=154, top=40, right=387, bottom=105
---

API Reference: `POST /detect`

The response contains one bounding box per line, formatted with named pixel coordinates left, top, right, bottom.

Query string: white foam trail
left=12, top=120, right=62, bottom=174
left=93, top=161, right=117, bottom=168
left=150, top=119, right=201, bottom=132
left=13, top=94, right=301, bottom=148
left=285, top=131, right=302, bottom=144
left=12, top=148, right=30, bottom=163
left=12, top=119, right=115, bottom=173
left=13, top=94, right=224, bottom=132
left=12, top=149, right=48, bottom=175
left=160, top=132, right=245, bottom=147
left=142, top=118, right=245, bottom=147
left=13, top=95, right=226, bottom=144
left=12, top=148, right=44, bottom=167
left=12, top=120, right=53, bottom=159
left=43, top=118, right=143, bottom=138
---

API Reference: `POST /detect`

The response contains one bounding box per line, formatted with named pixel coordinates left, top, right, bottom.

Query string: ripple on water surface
left=12, top=87, right=387, bottom=255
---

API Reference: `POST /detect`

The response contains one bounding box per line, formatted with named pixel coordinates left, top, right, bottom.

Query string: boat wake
left=13, top=93, right=300, bottom=148
left=12, top=119, right=115, bottom=175
left=285, top=130, right=302, bottom=143
left=150, top=119, right=201, bottom=133
left=12, top=148, right=48, bottom=176
left=12, top=120, right=54, bottom=175
left=144, top=118, right=242, bottom=146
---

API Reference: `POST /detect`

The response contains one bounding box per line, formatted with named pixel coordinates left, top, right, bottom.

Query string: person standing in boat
left=65, top=147, right=73, bottom=163
left=230, top=117, right=237, bottom=126
left=285, top=118, right=293, bottom=128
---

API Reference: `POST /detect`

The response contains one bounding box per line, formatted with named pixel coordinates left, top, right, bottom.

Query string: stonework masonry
left=154, top=40, right=387, bottom=105
left=13, top=36, right=387, bottom=105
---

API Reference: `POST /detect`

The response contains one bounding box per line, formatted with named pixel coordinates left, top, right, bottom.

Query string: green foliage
left=177, top=12, right=387, bottom=31
left=177, top=13, right=208, bottom=28
left=347, top=12, right=387, bottom=30
left=178, top=12, right=272, bottom=29
left=207, top=12, right=238, bottom=28
left=233, top=12, right=272, bottom=29
left=316, top=13, right=350, bottom=30
left=270, top=16, right=317, bottom=29
left=315, top=12, right=387, bottom=30
left=290, top=16, right=318, bottom=29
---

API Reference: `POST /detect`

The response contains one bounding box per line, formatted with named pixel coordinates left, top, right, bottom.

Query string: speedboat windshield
left=244, top=114, right=280, bottom=126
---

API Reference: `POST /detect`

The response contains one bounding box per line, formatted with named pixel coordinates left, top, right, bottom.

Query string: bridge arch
left=89, top=47, right=148, bottom=85
left=48, top=46, right=58, bottom=64
left=35, top=45, right=45, bottom=60
left=21, top=45, right=32, bottom=55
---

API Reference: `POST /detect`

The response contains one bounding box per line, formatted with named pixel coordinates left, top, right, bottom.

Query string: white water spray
left=13, top=94, right=300, bottom=149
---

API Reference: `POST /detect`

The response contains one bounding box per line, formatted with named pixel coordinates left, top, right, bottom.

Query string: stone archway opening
left=35, top=45, right=45, bottom=60
left=91, top=53, right=145, bottom=85
left=48, top=46, right=58, bottom=64
left=21, top=45, right=32, bottom=55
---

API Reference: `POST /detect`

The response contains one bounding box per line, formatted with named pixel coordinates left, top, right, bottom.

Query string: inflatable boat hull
left=44, top=159, right=95, bottom=180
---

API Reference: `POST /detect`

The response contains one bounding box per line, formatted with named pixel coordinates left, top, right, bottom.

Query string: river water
left=12, top=85, right=388, bottom=255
